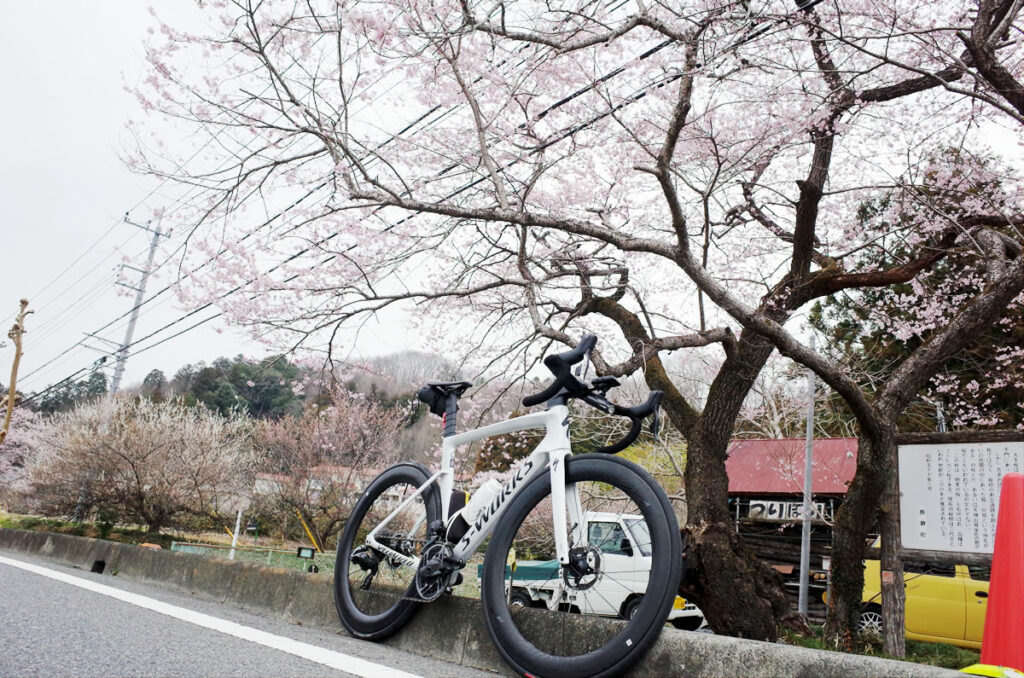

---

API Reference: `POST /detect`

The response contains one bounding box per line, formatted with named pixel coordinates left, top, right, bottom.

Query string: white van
left=486, top=511, right=705, bottom=630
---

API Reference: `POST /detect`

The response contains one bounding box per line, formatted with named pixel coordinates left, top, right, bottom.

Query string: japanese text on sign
left=898, top=442, right=1024, bottom=553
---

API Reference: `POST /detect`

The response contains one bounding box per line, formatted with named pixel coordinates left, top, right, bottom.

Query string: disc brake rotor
left=562, top=546, right=602, bottom=591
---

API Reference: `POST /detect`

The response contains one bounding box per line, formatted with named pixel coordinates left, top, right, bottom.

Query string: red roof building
left=726, top=438, right=858, bottom=497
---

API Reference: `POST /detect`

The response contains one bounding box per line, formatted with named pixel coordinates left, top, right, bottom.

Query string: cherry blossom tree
left=25, top=397, right=253, bottom=533
left=132, top=0, right=1023, bottom=646
left=0, top=407, right=43, bottom=510
left=251, top=386, right=410, bottom=546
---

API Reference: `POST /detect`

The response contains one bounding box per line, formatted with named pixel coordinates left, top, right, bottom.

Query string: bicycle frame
left=365, top=404, right=586, bottom=573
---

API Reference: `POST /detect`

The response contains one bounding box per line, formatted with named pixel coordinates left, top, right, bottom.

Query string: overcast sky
left=2, top=3, right=1021, bottom=401
left=0, top=2, right=410, bottom=397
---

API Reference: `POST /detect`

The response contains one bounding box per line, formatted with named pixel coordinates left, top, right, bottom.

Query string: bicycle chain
left=350, top=579, right=454, bottom=603
left=347, top=538, right=459, bottom=604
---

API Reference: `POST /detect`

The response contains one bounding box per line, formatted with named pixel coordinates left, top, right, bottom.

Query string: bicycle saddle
left=424, top=380, right=472, bottom=396
left=417, top=381, right=472, bottom=416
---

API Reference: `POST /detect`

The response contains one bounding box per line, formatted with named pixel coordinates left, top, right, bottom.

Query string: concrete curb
left=0, top=528, right=957, bottom=677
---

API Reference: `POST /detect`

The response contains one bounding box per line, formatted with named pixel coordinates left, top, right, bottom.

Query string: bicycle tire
left=334, top=462, right=440, bottom=640
left=481, top=454, right=681, bottom=678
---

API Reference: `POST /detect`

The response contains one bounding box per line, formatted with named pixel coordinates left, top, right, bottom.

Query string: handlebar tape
left=593, top=391, right=664, bottom=454
left=522, top=334, right=598, bottom=407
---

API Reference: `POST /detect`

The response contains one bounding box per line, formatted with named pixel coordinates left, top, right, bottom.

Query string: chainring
left=415, top=542, right=455, bottom=601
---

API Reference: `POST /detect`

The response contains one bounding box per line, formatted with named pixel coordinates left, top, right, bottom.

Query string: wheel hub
left=562, top=546, right=602, bottom=590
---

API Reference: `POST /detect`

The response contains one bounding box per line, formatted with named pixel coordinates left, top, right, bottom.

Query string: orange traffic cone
left=981, top=472, right=1024, bottom=672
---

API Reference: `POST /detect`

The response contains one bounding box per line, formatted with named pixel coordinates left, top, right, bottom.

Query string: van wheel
left=509, top=590, right=533, bottom=609
left=621, top=595, right=642, bottom=621
left=859, top=605, right=883, bottom=635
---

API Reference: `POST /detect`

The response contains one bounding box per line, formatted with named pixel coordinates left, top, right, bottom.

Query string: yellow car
left=859, top=559, right=990, bottom=649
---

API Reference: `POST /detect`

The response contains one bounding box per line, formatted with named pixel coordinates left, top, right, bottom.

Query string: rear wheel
left=509, top=589, right=534, bottom=609
left=481, top=454, right=681, bottom=678
left=334, top=463, right=439, bottom=640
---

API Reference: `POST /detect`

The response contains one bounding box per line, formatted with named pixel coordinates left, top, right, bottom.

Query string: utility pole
left=1, top=299, right=32, bottom=446
left=110, top=215, right=167, bottom=395
left=798, top=334, right=816, bottom=617
left=72, top=216, right=166, bottom=523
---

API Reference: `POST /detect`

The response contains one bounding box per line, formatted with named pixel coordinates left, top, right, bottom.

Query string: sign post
left=798, top=335, right=815, bottom=617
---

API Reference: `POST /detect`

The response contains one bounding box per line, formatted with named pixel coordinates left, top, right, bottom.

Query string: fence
left=170, top=541, right=335, bottom=573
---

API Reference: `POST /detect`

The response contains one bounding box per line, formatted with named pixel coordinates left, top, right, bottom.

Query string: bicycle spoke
left=338, top=473, right=432, bottom=623
left=499, top=476, right=661, bottom=656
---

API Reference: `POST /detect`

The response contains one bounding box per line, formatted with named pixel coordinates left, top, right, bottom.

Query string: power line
left=16, top=31, right=682, bottom=395
left=9, top=6, right=546, bottom=378
left=19, top=4, right=796, bottom=399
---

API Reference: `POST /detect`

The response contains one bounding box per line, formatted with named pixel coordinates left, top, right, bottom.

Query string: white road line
left=0, top=554, right=422, bottom=678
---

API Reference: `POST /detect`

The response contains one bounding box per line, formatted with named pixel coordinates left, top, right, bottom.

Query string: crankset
left=414, top=542, right=465, bottom=601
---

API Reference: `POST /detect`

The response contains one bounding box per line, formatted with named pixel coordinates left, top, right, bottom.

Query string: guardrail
left=170, top=541, right=334, bottom=573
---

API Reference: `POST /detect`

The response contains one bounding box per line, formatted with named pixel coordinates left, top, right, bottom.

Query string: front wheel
left=334, top=462, right=439, bottom=641
left=481, top=454, right=681, bottom=678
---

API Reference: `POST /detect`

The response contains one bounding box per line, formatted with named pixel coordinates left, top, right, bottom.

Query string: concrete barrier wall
left=0, top=529, right=957, bottom=677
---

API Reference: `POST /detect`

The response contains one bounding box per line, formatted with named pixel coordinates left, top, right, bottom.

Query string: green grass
left=782, top=625, right=980, bottom=669
left=0, top=514, right=178, bottom=549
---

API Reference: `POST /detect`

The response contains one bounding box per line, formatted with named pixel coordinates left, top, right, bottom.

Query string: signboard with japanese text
left=898, top=442, right=1024, bottom=553
left=747, top=499, right=832, bottom=523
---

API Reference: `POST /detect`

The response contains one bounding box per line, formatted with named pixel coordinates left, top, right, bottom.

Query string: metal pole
left=110, top=219, right=163, bottom=395
left=229, top=509, right=242, bottom=561
left=798, top=335, right=816, bottom=616
left=73, top=222, right=163, bottom=522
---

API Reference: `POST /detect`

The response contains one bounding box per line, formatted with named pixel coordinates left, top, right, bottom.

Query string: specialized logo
left=458, top=459, right=535, bottom=550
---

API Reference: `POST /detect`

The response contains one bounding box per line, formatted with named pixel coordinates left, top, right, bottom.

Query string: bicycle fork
left=549, top=448, right=585, bottom=565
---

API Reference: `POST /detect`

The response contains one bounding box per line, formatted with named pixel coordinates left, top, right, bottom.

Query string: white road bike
left=334, top=335, right=682, bottom=678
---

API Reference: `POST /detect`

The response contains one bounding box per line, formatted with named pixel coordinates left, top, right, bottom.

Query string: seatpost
left=443, top=393, right=458, bottom=437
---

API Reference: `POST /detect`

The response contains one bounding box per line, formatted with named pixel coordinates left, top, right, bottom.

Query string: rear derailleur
left=350, top=531, right=415, bottom=590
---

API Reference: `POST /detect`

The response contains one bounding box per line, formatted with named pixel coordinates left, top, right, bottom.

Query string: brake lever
left=650, top=405, right=662, bottom=442
left=575, top=349, right=592, bottom=380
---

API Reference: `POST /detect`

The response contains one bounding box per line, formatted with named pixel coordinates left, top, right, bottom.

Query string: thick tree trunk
left=682, top=432, right=805, bottom=638
left=824, top=425, right=903, bottom=652
left=583, top=295, right=800, bottom=638
left=671, top=331, right=805, bottom=638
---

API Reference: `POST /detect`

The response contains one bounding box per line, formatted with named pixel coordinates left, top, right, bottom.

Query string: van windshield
left=624, top=518, right=652, bottom=557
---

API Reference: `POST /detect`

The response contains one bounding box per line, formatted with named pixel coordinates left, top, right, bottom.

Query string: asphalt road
left=0, top=551, right=495, bottom=678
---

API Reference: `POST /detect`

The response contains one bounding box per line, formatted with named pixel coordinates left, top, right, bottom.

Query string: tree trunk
left=584, top=294, right=800, bottom=638
left=824, top=425, right=902, bottom=651
left=671, top=331, right=805, bottom=638
left=681, top=432, right=805, bottom=638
